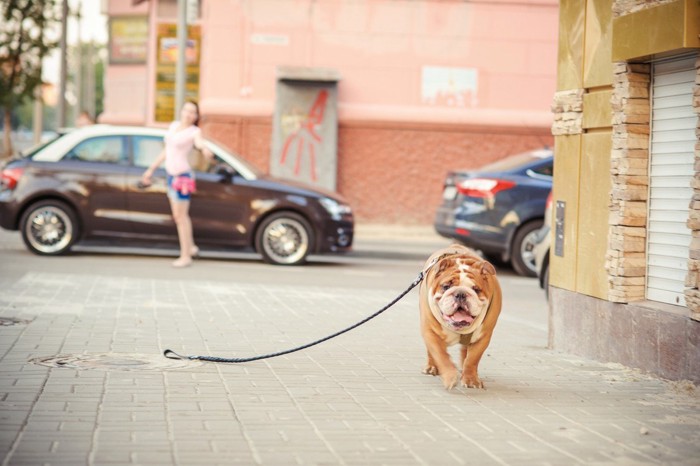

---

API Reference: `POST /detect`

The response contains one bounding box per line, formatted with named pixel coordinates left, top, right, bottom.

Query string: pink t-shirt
left=164, top=121, right=200, bottom=175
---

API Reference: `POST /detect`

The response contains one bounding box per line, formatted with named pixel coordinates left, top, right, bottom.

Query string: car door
left=60, top=135, right=130, bottom=236
left=189, top=156, right=251, bottom=247
left=124, top=135, right=174, bottom=239
left=124, top=136, right=249, bottom=246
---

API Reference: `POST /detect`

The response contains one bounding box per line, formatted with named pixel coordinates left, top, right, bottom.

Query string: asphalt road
left=0, top=228, right=549, bottom=336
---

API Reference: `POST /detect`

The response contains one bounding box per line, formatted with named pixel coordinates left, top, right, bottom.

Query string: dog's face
left=428, top=256, right=496, bottom=332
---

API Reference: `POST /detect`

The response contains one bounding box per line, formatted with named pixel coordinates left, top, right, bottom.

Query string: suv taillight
left=0, top=167, right=24, bottom=191
left=457, top=178, right=515, bottom=198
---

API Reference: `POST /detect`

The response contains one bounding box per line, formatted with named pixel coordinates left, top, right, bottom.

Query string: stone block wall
left=551, top=89, right=583, bottom=136
left=686, top=57, right=700, bottom=321
left=607, top=62, right=651, bottom=303
left=612, top=0, right=678, bottom=16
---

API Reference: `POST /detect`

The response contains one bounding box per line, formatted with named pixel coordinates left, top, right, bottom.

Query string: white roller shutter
left=647, top=56, right=696, bottom=307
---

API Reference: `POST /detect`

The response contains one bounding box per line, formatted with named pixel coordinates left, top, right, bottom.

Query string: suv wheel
left=511, top=220, right=543, bottom=277
left=20, top=200, right=79, bottom=255
left=255, top=212, right=314, bottom=265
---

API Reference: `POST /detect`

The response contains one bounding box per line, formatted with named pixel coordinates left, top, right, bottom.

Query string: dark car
left=434, top=148, right=553, bottom=277
left=0, top=125, right=353, bottom=265
left=534, top=190, right=553, bottom=298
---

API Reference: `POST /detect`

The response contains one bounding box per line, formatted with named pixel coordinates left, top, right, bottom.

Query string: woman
left=141, top=101, right=213, bottom=268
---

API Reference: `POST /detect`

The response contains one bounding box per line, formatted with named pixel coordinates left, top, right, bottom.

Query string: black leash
left=163, top=269, right=428, bottom=364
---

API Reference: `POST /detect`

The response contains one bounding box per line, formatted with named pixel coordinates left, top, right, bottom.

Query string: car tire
left=20, top=200, right=79, bottom=256
left=255, top=211, right=314, bottom=265
left=542, top=262, right=550, bottom=301
left=511, top=219, right=543, bottom=277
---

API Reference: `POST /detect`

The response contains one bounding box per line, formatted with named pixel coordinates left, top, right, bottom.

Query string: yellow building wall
left=577, top=131, right=612, bottom=296
left=583, top=0, right=614, bottom=89
left=557, top=0, right=585, bottom=90
left=551, top=0, right=613, bottom=299
left=550, top=135, right=581, bottom=292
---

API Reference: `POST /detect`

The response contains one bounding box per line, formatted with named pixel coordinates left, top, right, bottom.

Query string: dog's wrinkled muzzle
left=443, top=306, right=475, bottom=328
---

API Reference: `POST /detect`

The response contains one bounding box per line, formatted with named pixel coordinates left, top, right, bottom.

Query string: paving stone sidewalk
left=0, top=271, right=698, bottom=465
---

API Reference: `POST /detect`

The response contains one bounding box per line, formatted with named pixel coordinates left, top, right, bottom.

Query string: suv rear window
left=479, top=149, right=552, bottom=172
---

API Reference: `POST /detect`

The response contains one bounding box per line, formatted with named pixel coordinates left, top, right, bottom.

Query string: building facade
left=102, top=0, right=558, bottom=224
left=550, top=0, right=700, bottom=382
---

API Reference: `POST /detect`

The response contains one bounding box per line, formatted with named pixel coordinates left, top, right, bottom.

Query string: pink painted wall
left=199, top=0, right=558, bottom=127
left=103, top=0, right=558, bottom=128
left=100, top=0, right=150, bottom=125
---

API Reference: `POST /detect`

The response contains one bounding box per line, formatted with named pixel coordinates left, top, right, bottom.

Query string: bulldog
left=419, top=244, right=502, bottom=389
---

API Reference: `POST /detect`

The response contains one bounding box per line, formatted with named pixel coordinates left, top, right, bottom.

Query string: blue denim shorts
left=167, top=172, right=194, bottom=202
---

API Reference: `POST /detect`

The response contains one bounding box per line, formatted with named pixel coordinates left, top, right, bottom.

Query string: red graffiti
left=280, top=90, right=328, bottom=181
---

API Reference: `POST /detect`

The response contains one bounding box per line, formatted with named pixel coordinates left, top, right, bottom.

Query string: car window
left=65, top=136, right=126, bottom=164
left=132, top=136, right=163, bottom=168
left=531, top=160, right=553, bottom=177
left=479, top=150, right=552, bottom=172
left=131, top=136, right=214, bottom=173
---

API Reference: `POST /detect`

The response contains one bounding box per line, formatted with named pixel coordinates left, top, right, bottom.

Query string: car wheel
left=20, top=200, right=79, bottom=255
left=511, top=220, right=543, bottom=277
left=255, top=212, right=314, bottom=265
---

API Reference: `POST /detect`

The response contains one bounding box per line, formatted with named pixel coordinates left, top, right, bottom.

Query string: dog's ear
left=436, top=257, right=455, bottom=276
left=480, top=260, right=496, bottom=277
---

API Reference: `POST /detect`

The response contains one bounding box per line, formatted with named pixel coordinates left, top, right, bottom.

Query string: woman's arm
left=141, top=148, right=166, bottom=185
left=194, top=130, right=214, bottom=161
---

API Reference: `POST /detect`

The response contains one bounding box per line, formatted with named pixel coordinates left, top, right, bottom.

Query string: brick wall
left=203, top=116, right=552, bottom=225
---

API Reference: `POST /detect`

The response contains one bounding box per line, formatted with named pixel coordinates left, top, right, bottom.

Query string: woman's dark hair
left=185, top=100, right=200, bottom=126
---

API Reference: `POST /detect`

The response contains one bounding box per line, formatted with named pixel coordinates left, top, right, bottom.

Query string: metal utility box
left=271, top=67, right=340, bottom=191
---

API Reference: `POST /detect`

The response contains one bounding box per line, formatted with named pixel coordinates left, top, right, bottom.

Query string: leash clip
left=412, top=271, right=425, bottom=287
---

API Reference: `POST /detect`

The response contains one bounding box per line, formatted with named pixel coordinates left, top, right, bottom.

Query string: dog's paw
left=441, top=370, right=459, bottom=390
left=461, top=373, right=485, bottom=389
left=422, top=365, right=439, bottom=376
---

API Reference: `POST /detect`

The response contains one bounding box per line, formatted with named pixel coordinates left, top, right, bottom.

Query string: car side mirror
left=214, top=163, right=236, bottom=182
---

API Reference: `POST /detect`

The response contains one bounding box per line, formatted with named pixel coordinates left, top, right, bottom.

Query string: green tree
left=0, top=0, right=59, bottom=157
left=70, top=41, right=105, bottom=123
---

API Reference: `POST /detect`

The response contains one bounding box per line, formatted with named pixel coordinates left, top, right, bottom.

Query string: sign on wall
left=109, top=16, right=148, bottom=64
left=154, top=24, right=201, bottom=123
left=421, top=66, right=479, bottom=107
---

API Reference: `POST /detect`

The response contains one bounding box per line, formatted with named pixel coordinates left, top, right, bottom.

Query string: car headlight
left=319, top=197, right=352, bottom=220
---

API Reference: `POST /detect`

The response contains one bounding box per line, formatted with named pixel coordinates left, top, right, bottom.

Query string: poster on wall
left=154, top=24, right=200, bottom=123
left=109, top=16, right=148, bottom=64
left=421, top=66, right=478, bottom=107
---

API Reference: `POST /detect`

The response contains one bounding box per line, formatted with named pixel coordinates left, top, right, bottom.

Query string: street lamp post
left=175, top=0, right=187, bottom=119
left=57, top=0, right=68, bottom=128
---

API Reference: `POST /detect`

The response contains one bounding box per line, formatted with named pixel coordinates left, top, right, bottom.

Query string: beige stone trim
left=686, top=57, right=700, bottom=320
left=613, top=0, right=678, bottom=17
left=551, top=89, right=583, bottom=135
left=606, top=62, right=651, bottom=303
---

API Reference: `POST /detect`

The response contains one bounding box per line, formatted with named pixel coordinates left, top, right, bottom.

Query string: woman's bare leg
left=170, top=198, right=194, bottom=267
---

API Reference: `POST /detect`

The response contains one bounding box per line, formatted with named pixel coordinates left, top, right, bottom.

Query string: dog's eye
left=441, top=283, right=451, bottom=292
left=473, top=286, right=482, bottom=294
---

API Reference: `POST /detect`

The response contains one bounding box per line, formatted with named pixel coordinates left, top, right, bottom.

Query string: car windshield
left=206, top=137, right=262, bottom=177
left=478, top=149, right=552, bottom=172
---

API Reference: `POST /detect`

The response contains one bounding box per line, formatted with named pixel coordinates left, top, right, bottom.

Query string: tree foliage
left=0, top=0, right=60, bottom=156
left=0, top=0, right=59, bottom=110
